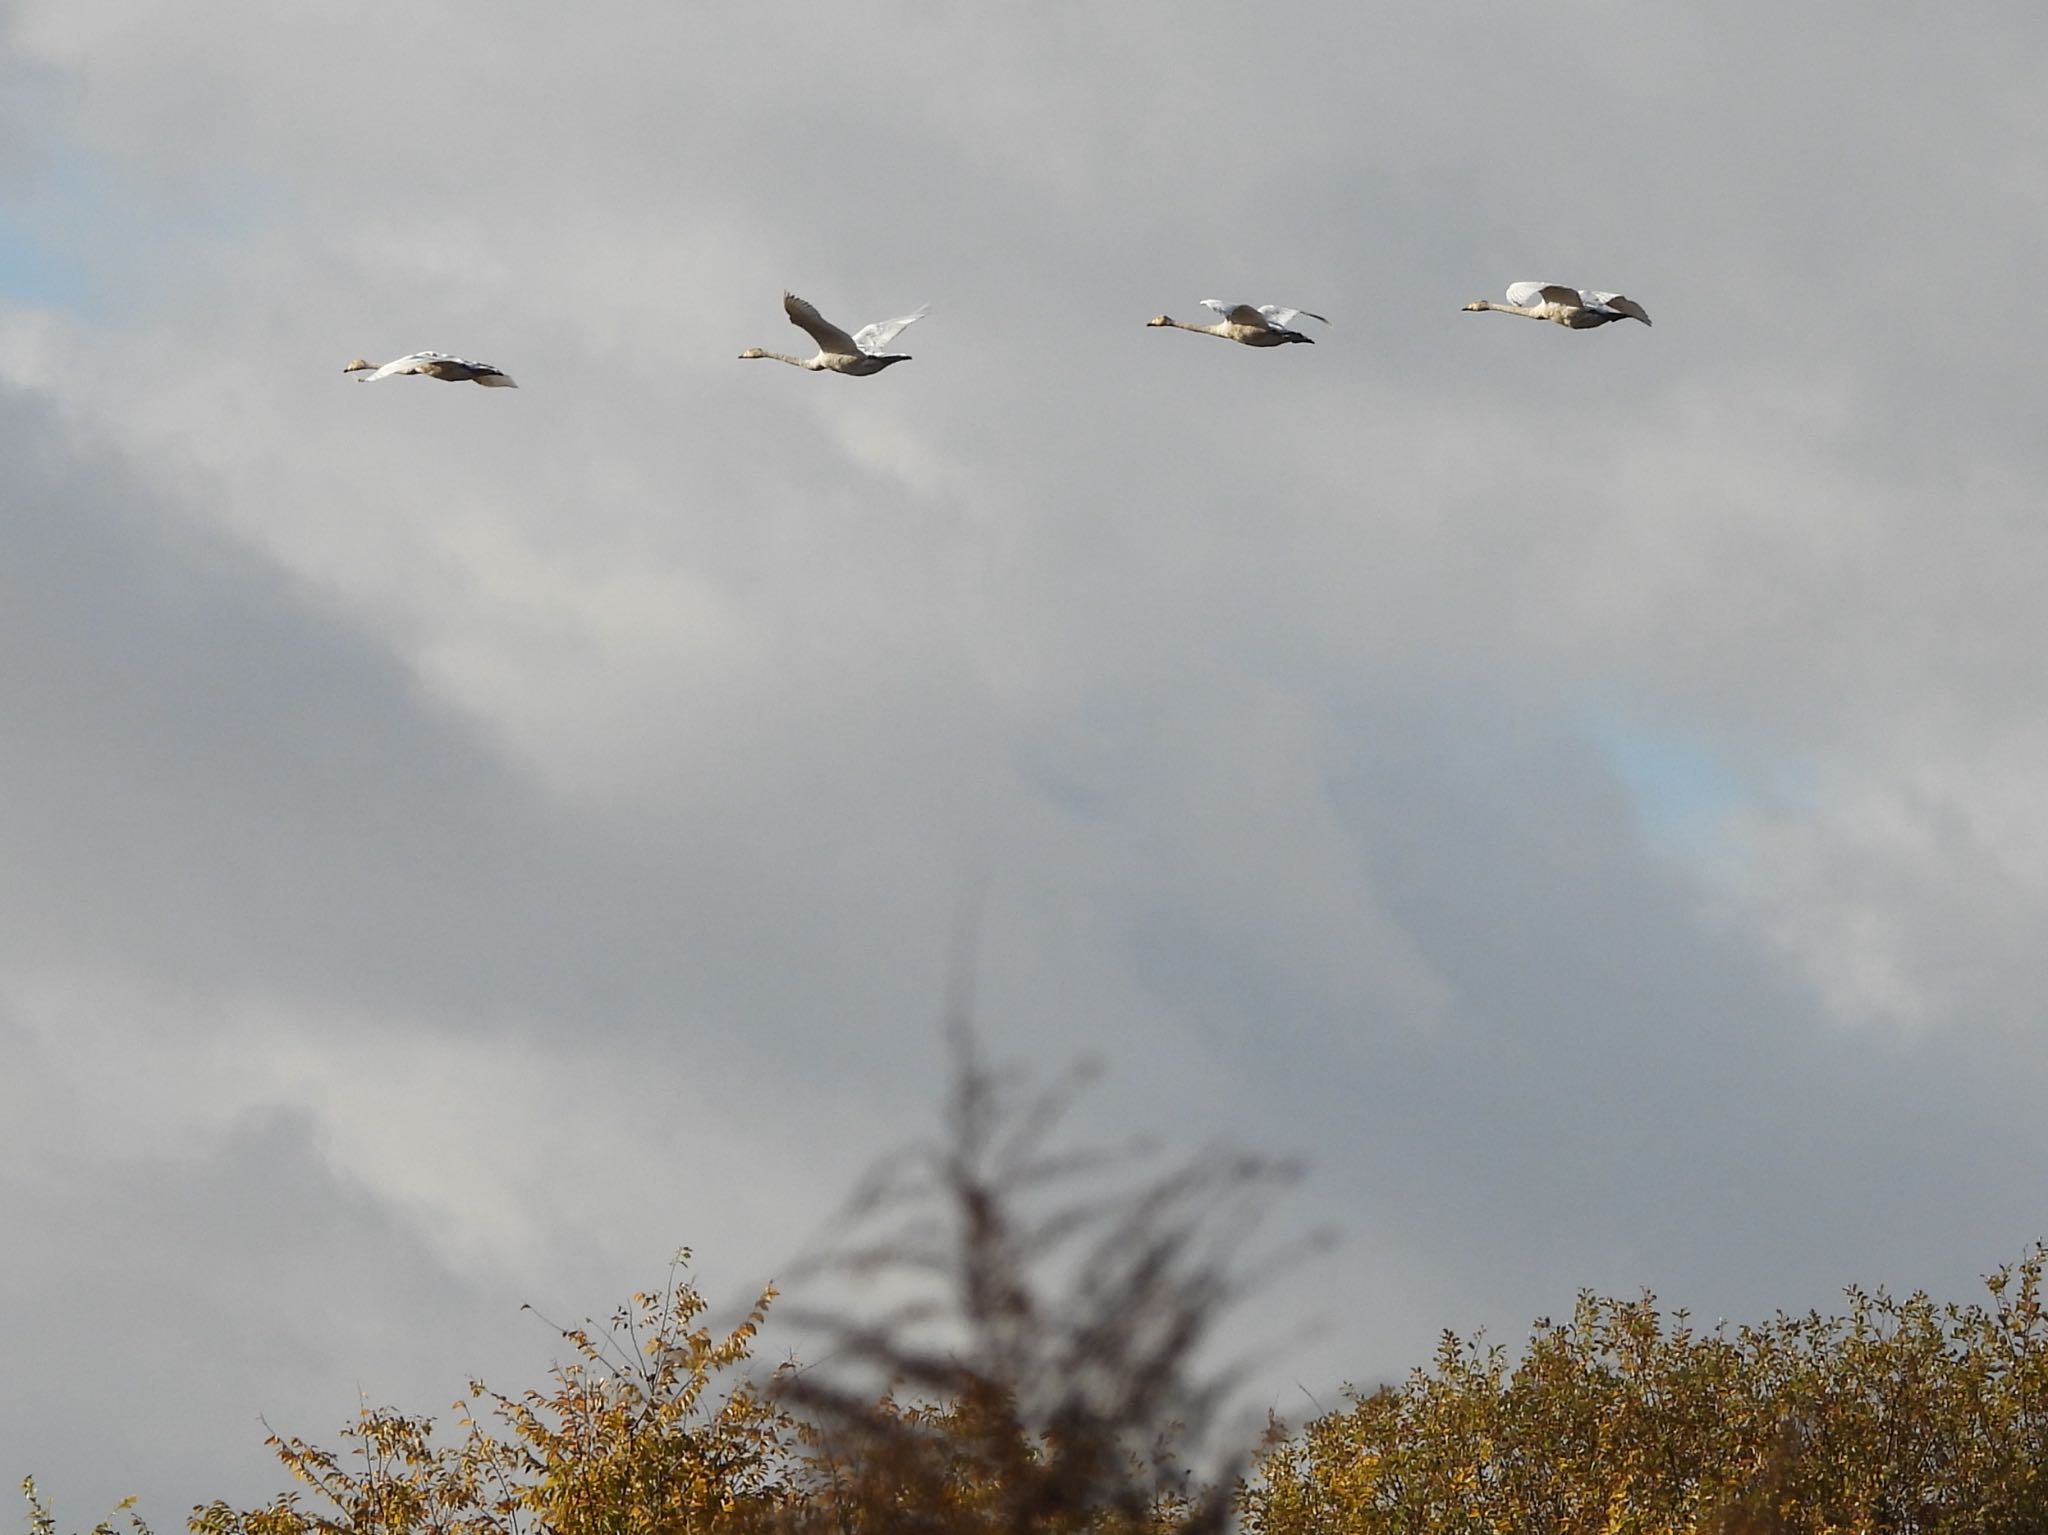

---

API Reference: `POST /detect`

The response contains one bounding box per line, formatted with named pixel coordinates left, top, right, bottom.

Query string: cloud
left=0, top=1045, right=496, bottom=1516
left=4, top=0, right=2048, bottom=1520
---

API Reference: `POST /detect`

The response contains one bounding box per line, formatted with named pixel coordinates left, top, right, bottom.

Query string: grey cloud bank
left=3, top=0, right=2046, bottom=1520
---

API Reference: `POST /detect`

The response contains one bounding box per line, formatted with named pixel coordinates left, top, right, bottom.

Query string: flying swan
left=739, top=292, right=929, bottom=375
left=342, top=352, right=518, bottom=386
left=1146, top=301, right=1327, bottom=347
left=1462, top=284, right=1651, bottom=329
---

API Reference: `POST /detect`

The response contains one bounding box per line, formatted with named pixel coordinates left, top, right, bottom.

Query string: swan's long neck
left=1471, top=301, right=1545, bottom=320
left=1163, top=318, right=1228, bottom=337
left=744, top=350, right=817, bottom=367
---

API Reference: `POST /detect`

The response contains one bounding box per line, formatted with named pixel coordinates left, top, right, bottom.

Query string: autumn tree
left=1243, top=1247, right=2048, bottom=1535
left=191, top=1259, right=800, bottom=1535
left=23, top=1041, right=2048, bottom=1535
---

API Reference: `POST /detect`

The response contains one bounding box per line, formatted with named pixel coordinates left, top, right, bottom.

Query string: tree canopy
left=19, top=1043, right=2047, bottom=1535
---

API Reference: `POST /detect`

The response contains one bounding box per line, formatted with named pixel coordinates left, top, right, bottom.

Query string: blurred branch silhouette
left=774, top=1024, right=1306, bottom=1535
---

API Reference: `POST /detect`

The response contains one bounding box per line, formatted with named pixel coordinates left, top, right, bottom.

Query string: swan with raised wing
left=1146, top=300, right=1326, bottom=347
left=342, top=352, right=518, bottom=386
left=739, top=292, right=928, bottom=375
left=1462, top=284, right=1651, bottom=329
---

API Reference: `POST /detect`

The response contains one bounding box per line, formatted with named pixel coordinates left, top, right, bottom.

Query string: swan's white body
left=343, top=351, right=518, bottom=386
left=1147, top=300, right=1327, bottom=347
left=1462, top=283, right=1651, bottom=329
left=739, top=292, right=928, bottom=375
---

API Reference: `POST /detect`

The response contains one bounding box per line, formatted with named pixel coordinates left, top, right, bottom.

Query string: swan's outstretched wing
left=1257, top=305, right=1328, bottom=329
left=783, top=293, right=863, bottom=358
left=432, top=352, right=517, bottom=384
left=851, top=305, right=929, bottom=355
left=1201, top=300, right=1272, bottom=329
left=359, top=351, right=517, bottom=385
left=404, top=351, right=516, bottom=383
left=361, top=352, right=439, bottom=380
left=1584, top=291, right=1651, bottom=325
left=1504, top=282, right=1584, bottom=309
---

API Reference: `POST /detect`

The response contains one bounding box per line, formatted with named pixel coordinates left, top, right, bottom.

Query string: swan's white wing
left=783, top=293, right=862, bottom=358
left=1257, top=305, right=1329, bottom=329
left=364, top=352, right=439, bottom=380
left=1584, top=291, right=1651, bottom=325
left=851, top=305, right=929, bottom=355
left=1504, top=282, right=1583, bottom=309
left=1201, top=300, right=1272, bottom=329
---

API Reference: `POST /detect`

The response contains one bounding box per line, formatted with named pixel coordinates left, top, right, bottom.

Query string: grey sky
left=4, top=0, right=2047, bottom=1519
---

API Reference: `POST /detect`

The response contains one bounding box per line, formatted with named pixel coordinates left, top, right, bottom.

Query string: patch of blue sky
left=0, top=216, right=93, bottom=309
left=0, top=149, right=118, bottom=314
left=1578, top=702, right=1780, bottom=860
left=0, top=148, right=287, bottom=318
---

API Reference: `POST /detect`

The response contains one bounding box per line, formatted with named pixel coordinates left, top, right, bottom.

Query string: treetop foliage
left=20, top=1037, right=2048, bottom=1535
left=1244, top=1246, right=2048, bottom=1535
left=188, top=1256, right=797, bottom=1535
